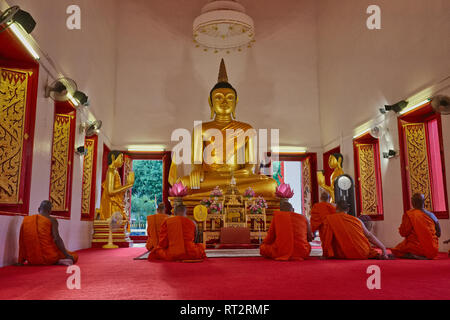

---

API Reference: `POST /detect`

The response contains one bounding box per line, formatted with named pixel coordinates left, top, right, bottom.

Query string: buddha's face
left=112, top=153, right=123, bottom=168
left=210, top=88, right=237, bottom=118
left=328, top=155, right=341, bottom=169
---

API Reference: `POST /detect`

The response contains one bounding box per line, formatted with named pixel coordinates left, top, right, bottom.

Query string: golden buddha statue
left=98, top=151, right=135, bottom=220
left=317, top=153, right=344, bottom=202
left=178, top=59, right=277, bottom=199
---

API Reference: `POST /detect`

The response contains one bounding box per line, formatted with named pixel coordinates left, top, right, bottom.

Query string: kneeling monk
left=260, top=202, right=313, bottom=261
left=19, top=200, right=78, bottom=265
left=148, top=205, right=206, bottom=262
left=310, top=192, right=336, bottom=235
left=321, top=201, right=389, bottom=260
left=391, top=193, right=440, bottom=260
left=146, top=202, right=169, bottom=251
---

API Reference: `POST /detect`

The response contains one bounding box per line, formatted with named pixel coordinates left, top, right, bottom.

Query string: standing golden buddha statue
left=317, top=153, right=344, bottom=202
left=98, top=151, right=135, bottom=220
left=178, top=59, right=277, bottom=199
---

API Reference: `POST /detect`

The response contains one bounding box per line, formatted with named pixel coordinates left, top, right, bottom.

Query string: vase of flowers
left=243, top=187, right=255, bottom=199
left=210, top=186, right=223, bottom=201
left=209, top=202, right=223, bottom=214
left=249, top=196, right=268, bottom=214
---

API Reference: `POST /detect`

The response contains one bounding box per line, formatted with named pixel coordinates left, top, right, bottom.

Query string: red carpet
left=1, top=247, right=449, bottom=300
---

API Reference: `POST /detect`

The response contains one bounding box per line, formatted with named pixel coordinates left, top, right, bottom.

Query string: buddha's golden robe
left=181, top=120, right=277, bottom=198
left=99, top=168, right=126, bottom=220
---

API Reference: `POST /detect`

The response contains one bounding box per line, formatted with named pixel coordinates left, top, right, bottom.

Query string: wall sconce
left=73, top=91, right=89, bottom=106
left=379, top=100, right=408, bottom=114
left=0, top=6, right=36, bottom=34
left=79, top=120, right=102, bottom=136
left=383, top=149, right=397, bottom=159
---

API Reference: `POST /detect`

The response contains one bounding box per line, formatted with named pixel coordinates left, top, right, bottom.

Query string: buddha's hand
left=317, top=171, right=325, bottom=187
left=127, top=172, right=135, bottom=185
left=190, top=169, right=204, bottom=189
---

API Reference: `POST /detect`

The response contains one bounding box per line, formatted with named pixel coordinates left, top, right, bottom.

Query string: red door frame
left=81, top=135, right=98, bottom=221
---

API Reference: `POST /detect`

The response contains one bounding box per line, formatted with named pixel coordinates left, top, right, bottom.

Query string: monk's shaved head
left=174, top=205, right=187, bottom=216
left=411, top=193, right=425, bottom=210
left=336, top=200, right=349, bottom=213
left=39, top=200, right=52, bottom=214
left=280, top=202, right=293, bottom=212
left=157, top=202, right=165, bottom=213
left=320, top=192, right=330, bottom=202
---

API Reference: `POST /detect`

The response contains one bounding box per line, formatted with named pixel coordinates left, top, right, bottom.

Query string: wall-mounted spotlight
left=379, top=100, right=408, bottom=114
left=0, top=6, right=36, bottom=34
left=383, top=149, right=397, bottom=159
left=75, top=146, right=88, bottom=156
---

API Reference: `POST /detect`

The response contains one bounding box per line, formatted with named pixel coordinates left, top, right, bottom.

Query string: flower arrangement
left=210, top=186, right=223, bottom=198
left=209, top=202, right=223, bottom=214
left=243, top=187, right=255, bottom=199
left=169, top=182, right=188, bottom=197
left=200, top=198, right=212, bottom=207
left=275, top=183, right=294, bottom=199
left=249, top=196, right=268, bottom=214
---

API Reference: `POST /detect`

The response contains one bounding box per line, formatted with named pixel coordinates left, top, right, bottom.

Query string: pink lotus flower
left=275, top=183, right=294, bottom=198
left=244, top=187, right=255, bottom=198
left=169, top=182, right=188, bottom=197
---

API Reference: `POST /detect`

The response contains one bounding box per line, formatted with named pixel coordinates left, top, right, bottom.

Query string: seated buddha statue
left=178, top=59, right=277, bottom=199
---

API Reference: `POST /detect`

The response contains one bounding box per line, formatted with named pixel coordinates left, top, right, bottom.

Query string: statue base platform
left=91, top=220, right=132, bottom=248
left=169, top=196, right=280, bottom=248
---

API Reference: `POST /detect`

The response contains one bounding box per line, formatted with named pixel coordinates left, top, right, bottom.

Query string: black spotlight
left=73, top=91, right=89, bottom=106
left=383, top=149, right=397, bottom=159
left=380, top=100, right=408, bottom=114
left=0, top=6, right=36, bottom=34
left=76, top=146, right=87, bottom=156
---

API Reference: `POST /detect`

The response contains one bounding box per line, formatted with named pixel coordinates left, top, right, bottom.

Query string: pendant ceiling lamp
left=193, top=0, right=255, bottom=53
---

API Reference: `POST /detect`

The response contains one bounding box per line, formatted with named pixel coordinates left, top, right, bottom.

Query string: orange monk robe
left=320, top=212, right=378, bottom=259
left=310, top=202, right=336, bottom=234
left=145, top=213, right=168, bottom=251
left=148, top=216, right=206, bottom=261
left=18, top=215, right=78, bottom=265
left=391, top=209, right=439, bottom=259
left=260, top=211, right=311, bottom=261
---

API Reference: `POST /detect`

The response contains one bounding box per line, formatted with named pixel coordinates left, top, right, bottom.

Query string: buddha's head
left=108, top=151, right=124, bottom=168
left=208, top=59, right=238, bottom=120
left=329, top=153, right=343, bottom=169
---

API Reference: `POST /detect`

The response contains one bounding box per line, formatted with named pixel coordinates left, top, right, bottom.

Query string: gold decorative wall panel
left=0, top=68, right=29, bottom=204
left=302, top=158, right=312, bottom=218
left=357, top=144, right=378, bottom=215
left=49, top=114, right=72, bottom=211
left=81, top=139, right=95, bottom=215
left=403, top=123, right=432, bottom=210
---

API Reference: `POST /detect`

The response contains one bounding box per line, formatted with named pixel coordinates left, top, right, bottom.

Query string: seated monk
left=391, top=193, right=441, bottom=260
left=146, top=202, right=169, bottom=252
left=260, top=202, right=313, bottom=261
left=18, top=200, right=78, bottom=266
left=310, top=192, right=336, bottom=236
left=320, top=200, right=389, bottom=260
left=148, top=205, right=206, bottom=262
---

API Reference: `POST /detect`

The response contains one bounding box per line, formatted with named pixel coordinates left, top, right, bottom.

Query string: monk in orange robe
left=260, top=202, right=313, bottom=261
left=148, top=204, right=206, bottom=262
left=146, top=203, right=169, bottom=251
left=320, top=200, right=389, bottom=259
left=391, top=193, right=441, bottom=260
left=310, top=192, right=336, bottom=235
left=18, top=200, right=78, bottom=266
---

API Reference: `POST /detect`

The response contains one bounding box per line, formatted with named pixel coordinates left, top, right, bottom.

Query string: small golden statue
left=98, top=151, right=135, bottom=220
left=317, top=153, right=344, bottom=202
left=178, top=59, right=277, bottom=198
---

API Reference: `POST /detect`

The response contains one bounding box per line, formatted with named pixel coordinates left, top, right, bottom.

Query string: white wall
left=318, top=0, right=450, bottom=249
left=112, top=0, right=322, bottom=150
left=0, top=0, right=117, bottom=266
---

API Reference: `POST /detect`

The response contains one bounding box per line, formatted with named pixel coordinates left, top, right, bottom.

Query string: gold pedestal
left=91, top=219, right=132, bottom=248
